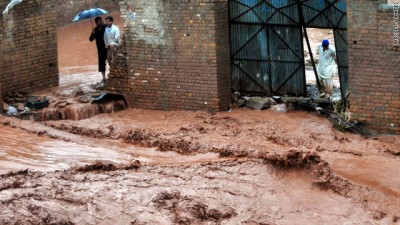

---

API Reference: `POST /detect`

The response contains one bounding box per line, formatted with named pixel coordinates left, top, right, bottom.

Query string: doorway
left=228, top=0, right=349, bottom=99
left=303, top=28, right=341, bottom=97
left=57, top=11, right=124, bottom=94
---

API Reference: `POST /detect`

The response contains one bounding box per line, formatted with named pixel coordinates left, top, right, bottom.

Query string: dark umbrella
left=73, top=8, right=109, bottom=27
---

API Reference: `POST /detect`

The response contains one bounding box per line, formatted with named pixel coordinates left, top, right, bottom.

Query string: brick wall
left=109, top=0, right=231, bottom=112
left=0, top=1, right=5, bottom=99
left=0, top=0, right=120, bottom=97
left=0, top=0, right=58, bottom=96
left=106, top=36, right=129, bottom=95
left=347, top=0, right=400, bottom=134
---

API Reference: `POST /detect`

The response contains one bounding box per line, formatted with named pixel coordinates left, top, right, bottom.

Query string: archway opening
left=57, top=11, right=124, bottom=94
left=303, top=28, right=341, bottom=97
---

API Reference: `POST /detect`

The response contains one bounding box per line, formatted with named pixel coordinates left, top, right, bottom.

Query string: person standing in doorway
left=104, top=16, right=120, bottom=66
left=317, top=39, right=337, bottom=96
left=89, top=17, right=107, bottom=83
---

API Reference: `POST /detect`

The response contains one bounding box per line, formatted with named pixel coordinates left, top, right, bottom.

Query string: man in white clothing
left=317, top=39, right=336, bottom=96
left=104, top=16, right=120, bottom=65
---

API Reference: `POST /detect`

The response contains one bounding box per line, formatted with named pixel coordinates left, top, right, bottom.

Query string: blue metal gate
left=229, top=0, right=348, bottom=98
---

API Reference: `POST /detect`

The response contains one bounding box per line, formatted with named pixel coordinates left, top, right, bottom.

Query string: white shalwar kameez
left=317, top=45, right=337, bottom=95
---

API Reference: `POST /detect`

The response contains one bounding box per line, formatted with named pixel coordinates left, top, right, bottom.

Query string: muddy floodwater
left=0, top=124, right=223, bottom=174
left=1, top=11, right=400, bottom=225
left=0, top=125, right=132, bottom=173
left=1, top=108, right=400, bottom=224
left=0, top=122, right=386, bottom=224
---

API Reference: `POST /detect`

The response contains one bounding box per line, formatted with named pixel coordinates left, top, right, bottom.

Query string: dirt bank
left=42, top=108, right=399, bottom=157
left=0, top=108, right=399, bottom=224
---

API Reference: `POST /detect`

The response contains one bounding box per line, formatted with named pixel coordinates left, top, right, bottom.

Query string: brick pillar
left=116, top=0, right=231, bottom=112
left=347, top=0, right=400, bottom=134
left=0, top=0, right=59, bottom=96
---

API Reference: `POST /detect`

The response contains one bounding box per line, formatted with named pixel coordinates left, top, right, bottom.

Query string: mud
left=14, top=11, right=129, bottom=123
left=73, top=160, right=141, bottom=172
left=0, top=24, right=399, bottom=224
left=0, top=124, right=137, bottom=173
left=0, top=160, right=390, bottom=224
left=1, top=107, right=400, bottom=224
left=34, top=99, right=127, bottom=121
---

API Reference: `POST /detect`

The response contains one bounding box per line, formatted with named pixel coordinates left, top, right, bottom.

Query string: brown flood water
left=0, top=124, right=221, bottom=174
left=1, top=9, right=400, bottom=224
left=1, top=14, right=129, bottom=173
left=0, top=125, right=132, bottom=173
left=1, top=108, right=399, bottom=223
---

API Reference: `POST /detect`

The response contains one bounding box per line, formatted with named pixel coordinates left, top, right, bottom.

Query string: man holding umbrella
left=89, top=16, right=107, bottom=83
left=104, top=16, right=120, bottom=66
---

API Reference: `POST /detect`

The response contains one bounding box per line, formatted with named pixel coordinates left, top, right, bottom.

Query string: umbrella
left=73, top=8, right=109, bottom=27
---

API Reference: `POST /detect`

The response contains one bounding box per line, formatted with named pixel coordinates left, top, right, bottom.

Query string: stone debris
left=1, top=92, right=48, bottom=117
left=245, top=97, right=272, bottom=110
left=307, top=84, right=321, bottom=98
left=232, top=92, right=275, bottom=110
left=6, top=106, right=17, bottom=116
left=0, top=87, right=123, bottom=121
left=271, top=103, right=287, bottom=112
left=236, top=98, right=246, bottom=107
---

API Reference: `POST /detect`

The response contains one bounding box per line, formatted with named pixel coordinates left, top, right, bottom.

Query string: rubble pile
left=1, top=87, right=127, bottom=121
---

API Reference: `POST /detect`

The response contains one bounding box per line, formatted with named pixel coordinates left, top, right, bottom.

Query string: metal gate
left=229, top=0, right=349, bottom=98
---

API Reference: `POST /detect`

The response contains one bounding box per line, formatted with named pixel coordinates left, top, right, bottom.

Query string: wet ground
left=0, top=124, right=224, bottom=174
left=1, top=107, right=399, bottom=224
left=1, top=15, right=400, bottom=225
left=0, top=124, right=134, bottom=173
left=0, top=160, right=383, bottom=225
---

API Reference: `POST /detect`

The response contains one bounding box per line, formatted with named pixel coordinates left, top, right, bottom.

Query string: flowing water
left=0, top=124, right=221, bottom=174
left=1, top=9, right=399, bottom=224
left=0, top=125, right=133, bottom=173
left=0, top=14, right=129, bottom=172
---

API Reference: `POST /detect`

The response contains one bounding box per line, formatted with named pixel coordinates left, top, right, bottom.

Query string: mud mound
left=264, top=150, right=322, bottom=168
left=123, top=128, right=152, bottom=142
left=26, top=205, right=75, bottom=225
left=50, top=123, right=111, bottom=139
left=74, top=160, right=141, bottom=173
left=123, top=160, right=142, bottom=170
left=219, top=148, right=249, bottom=158
left=180, top=124, right=208, bottom=134
left=0, top=169, right=39, bottom=192
left=155, top=138, right=200, bottom=154
left=123, top=129, right=203, bottom=155
left=262, top=150, right=400, bottom=219
left=262, top=150, right=341, bottom=189
left=152, top=191, right=235, bottom=224
left=74, top=161, right=117, bottom=172
left=385, top=148, right=400, bottom=156
left=0, top=178, right=25, bottom=192
left=0, top=169, right=30, bottom=178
